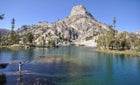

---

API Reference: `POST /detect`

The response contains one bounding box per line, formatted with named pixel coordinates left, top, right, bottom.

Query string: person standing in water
left=19, top=62, right=23, bottom=72
left=18, top=62, right=24, bottom=85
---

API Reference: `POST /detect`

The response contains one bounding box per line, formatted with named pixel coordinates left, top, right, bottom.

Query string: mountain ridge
left=17, top=5, right=111, bottom=47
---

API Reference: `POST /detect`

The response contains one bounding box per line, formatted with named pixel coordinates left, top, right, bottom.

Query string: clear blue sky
left=0, top=0, right=140, bottom=32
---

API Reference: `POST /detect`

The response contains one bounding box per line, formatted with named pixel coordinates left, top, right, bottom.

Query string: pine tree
left=11, top=18, right=15, bottom=30
left=0, top=14, right=4, bottom=45
left=113, top=17, right=116, bottom=29
left=41, top=36, right=45, bottom=46
left=0, top=14, right=4, bottom=20
left=26, top=32, right=34, bottom=44
left=0, top=32, right=2, bottom=45
left=9, top=18, right=19, bottom=44
left=10, top=18, right=15, bottom=44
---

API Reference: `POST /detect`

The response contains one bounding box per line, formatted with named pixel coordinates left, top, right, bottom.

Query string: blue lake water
left=0, top=46, right=140, bottom=85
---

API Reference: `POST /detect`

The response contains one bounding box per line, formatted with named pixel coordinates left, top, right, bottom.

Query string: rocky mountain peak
left=17, top=5, right=111, bottom=47
left=69, top=5, right=93, bottom=18
left=135, top=30, right=140, bottom=35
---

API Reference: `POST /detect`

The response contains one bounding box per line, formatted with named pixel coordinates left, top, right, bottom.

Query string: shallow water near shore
left=0, top=46, right=140, bottom=85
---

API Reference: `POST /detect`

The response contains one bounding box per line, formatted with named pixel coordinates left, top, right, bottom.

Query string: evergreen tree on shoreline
left=9, top=18, right=19, bottom=45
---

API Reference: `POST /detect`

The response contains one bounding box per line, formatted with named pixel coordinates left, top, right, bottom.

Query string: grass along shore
left=0, top=45, right=10, bottom=48
left=97, top=49, right=140, bottom=56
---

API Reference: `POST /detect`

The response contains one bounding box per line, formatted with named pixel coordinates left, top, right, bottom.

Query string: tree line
left=97, top=17, right=140, bottom=51
left=0, top=14, right=34, bottom=46
left=98, top=30, right=140, bottom=50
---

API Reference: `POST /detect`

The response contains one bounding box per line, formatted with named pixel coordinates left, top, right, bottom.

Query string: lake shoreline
left=97, top=49, right=140, bottom=56
left=1, top=45, right=140, bottom=56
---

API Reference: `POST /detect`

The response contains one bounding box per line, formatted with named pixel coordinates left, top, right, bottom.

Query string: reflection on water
left=16, top=71, right=23, bottom=85
left=0, top=46, right=140, bottom=85
left=0, top=74, right=6, bottom=84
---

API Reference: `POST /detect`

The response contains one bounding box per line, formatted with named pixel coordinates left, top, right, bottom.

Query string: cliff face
left=17, top=5, right=111, bottom=47
left=135, top=30, right=140, bottom=35
left=69, top=5, right=93, bottom=18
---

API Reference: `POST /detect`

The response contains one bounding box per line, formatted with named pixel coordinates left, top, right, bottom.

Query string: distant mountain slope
left=0, top=28, right=10, bottom=35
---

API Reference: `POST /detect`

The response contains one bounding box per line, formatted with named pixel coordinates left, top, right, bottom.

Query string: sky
left=0, top=0, right=140, bottom=32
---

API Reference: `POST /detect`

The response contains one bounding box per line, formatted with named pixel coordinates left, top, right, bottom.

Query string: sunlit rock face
left=17, top=5, right=111, bottom=47
left=135, top=30, right=140, bottom=35
left=69, top=5, right=93, bottom=18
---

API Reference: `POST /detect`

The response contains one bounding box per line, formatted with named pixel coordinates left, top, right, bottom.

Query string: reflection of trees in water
left=15, top=70, right=55, bottom=85
left=11, top=50, right=19, bottom=61
left=115, top=54, right=135, bottom=65
left=24, top=49, right=34, bottom=63
left=0, top=74, right=6, bottom=84
left=137, top=57, right=140, bottom=69
left=0, top=48, right=3, bottom=58
left=17, top=75, right=55, bottom=85
left=16, top=72, right=24, bottom=85
left=32, top=78, right=55, bottom=85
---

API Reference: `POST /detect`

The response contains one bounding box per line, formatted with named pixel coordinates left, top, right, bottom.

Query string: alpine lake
left=0, top=46, right=140, bottom=85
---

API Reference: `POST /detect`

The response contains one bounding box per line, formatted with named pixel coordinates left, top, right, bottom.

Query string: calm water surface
left=0, top=46, right=140, bottom=85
